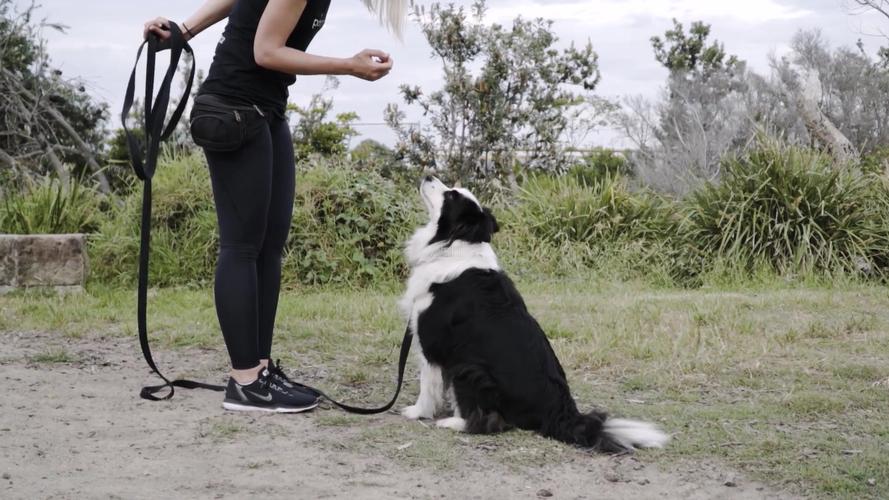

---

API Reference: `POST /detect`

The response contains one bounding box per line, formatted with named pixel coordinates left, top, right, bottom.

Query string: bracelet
left=182, top=22, right=196, bottom=39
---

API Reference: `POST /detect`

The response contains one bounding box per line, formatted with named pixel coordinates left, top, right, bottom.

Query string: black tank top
left=200, top=0, right=331, bottom=118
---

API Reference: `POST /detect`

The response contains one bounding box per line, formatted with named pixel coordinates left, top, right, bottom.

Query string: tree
left=651, top=19, right=742, bottom=79
left=385, top=0, right=601, bottom=190
left=618, top=20, right=751, bottom=193
left=289, top=76, right=358, bottom=160
left=771, top=30, right=889, bottom=164
left=850, top=0, right=889, bottom=23
left=0, top=0, right=110, bottom=192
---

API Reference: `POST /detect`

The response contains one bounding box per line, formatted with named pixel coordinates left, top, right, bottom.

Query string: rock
left=604, top=471, right=621, bottom=483
left=2, top=472, right=10, bottom=480
left=637, top=478, right=650, bottom=486
left=724, top=480, right=737, bottom=487
left=867, top=478, right=876, bottom=487
left=536, top=489, right=553, bottom=498
left=0, top=234, right=88, bottom=292
left=0, top=237, right=15, bottom=286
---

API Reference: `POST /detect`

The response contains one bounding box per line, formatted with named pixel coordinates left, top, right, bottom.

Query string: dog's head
left=419, top=176, right=499, bottom=245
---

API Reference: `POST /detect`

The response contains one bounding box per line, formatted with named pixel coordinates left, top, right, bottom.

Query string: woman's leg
left=205, top=123, right=274, bottom=379
left=256, top=117, right=296, bottom=362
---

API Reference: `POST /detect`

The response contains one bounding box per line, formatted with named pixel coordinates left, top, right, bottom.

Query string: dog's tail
left=601, top=417, right=670, bottom=451
left=543, top=409, right=670, bottom=452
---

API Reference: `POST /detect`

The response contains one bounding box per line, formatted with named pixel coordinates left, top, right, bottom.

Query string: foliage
left=0, top=176, right=105, bottom=234
left=651, top=19, right=743, bottom=78
left=0, top=0, right=109, bottom=187
left=505, top=173, right=694, bottom=284
left=777, top=30, right=889, bottom=155
left=88, top=153, right=218, bottom=286
left=617, top=19, right=752, bottom=194
left=285, top=156, right=421, bottom=286
left=385, top=0, right=601, bottom=190
left=289, top=77, right=359, bottom=161
left=88, top=152, right=421, bottom=287
left=684, top=137, right=889, bottom=277
left=567, top=148, right=633, bottom=185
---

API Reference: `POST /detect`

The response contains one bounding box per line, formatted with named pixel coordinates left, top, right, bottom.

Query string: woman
left=143, top=0, right=406, bottom=413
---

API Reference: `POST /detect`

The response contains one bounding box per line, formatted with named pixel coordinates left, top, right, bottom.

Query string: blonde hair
left=360, top=0, right=409, bottom=39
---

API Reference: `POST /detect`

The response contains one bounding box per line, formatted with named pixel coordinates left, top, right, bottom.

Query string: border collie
left=398, top=176, right=669, bottom=452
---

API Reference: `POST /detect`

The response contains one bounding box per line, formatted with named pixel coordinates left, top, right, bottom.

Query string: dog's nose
left=424, top=175, right=434, bottom=183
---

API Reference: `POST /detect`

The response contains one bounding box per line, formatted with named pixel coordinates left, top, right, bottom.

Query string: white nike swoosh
left=245, top=389, right=273, bottom=402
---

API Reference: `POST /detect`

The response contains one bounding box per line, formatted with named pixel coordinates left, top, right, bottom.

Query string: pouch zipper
left=233, top=110, right=242, bottom=122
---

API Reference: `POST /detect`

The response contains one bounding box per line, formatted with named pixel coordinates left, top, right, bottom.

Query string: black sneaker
left=223, top=368, right=319, bottom=413
left=268, top=359, right=322, bottom=398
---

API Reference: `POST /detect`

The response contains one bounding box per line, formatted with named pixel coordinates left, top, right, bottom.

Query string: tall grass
left=10, top=138, right=889, bottom=289
left=88, top=153, right=218, bottom=286
left=501, top=174, right=694, bottom=285
left=685, top=138, right=889, bottom=279
left=0, top=176, right=105, bottom=234
left=88, top=153, right=421, bottom=288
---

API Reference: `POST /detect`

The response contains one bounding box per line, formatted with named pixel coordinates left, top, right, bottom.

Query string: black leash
left=122, top=22, right=217, bottom=401
left=305, top=325, right=412, bottom=414
left=121, top=23, right=412, bottom=412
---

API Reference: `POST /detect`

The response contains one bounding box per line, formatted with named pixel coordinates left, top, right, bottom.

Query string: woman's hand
left=143, top=17, right=172, bottom=41
left=349, top=49, right=394, bottom=81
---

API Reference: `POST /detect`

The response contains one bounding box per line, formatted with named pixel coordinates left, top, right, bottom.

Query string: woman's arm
left=144, top=0, right=236, bottom=42
left=254, top=0, right=393, bottom=81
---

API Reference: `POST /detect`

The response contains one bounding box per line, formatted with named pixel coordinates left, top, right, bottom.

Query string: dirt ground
left=0, top=331, right=798, bottom=500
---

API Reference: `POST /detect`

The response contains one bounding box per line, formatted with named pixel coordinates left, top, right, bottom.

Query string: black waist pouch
left=189, top=94, right=267, bottom=152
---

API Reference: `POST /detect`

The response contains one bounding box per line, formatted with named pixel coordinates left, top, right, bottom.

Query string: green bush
left=0, top=176, right=106, bottom=234
left=684, top=138, right=889, bottom=278
left=503, top=173, right=693, bottom=284
left=88, top=153, right=218, bottom=286
left=88, top=152, right=422, bottom=287
left=286, top=156, right=421, bottom=286
left=567, top=148, right=633, bottom=185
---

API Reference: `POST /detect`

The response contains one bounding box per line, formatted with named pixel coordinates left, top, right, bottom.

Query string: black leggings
left=203, top=116, right=294, bottom=370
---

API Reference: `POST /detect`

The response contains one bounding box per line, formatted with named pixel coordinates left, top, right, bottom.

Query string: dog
left=398, top=176, right=669, bottom=452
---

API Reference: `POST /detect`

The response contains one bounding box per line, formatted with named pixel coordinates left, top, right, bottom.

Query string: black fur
left=429, top=190, right=499, bottom=245
left=417, top=268, right=626, bottom=452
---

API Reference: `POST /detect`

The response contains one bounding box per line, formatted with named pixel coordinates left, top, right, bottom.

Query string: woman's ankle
left=231, top=364, right=262, bottom=385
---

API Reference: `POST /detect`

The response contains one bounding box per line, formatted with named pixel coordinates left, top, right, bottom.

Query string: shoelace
left=258, top=371, right=289, bottom=395
left=269, top=360, right=321, bottom=396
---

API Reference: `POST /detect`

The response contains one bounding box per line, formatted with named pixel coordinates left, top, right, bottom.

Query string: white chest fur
left=399, top=227, right=500, bottom=334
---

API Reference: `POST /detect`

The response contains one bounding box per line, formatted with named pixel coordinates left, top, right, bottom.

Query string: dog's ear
left=484, top=207, right=499, bottom=234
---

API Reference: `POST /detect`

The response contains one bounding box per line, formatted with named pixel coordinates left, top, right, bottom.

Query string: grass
left=2, top=279, right=888, bottom=498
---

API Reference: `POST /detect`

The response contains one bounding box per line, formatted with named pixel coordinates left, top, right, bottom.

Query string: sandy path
left=0, top=332, right=796, bottom=500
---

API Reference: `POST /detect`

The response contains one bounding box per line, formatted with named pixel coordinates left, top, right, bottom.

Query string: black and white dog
left=398, top=176, right=669, bottom=452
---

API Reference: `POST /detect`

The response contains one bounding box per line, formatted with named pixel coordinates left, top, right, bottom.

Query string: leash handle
left=123, top=22, right=222, bottom=400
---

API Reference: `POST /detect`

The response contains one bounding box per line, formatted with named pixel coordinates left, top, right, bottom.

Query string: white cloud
left=486, top=0, right=813, bottom=26
left=25, top=0, right=888, bottom=147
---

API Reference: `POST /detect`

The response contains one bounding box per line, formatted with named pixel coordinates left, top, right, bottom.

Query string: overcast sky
left=20, top=0, right=889, bottom=147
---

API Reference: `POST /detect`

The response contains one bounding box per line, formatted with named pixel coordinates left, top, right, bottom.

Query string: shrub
left=89, top=151, right=423, bottom=287
left=286, top=156, right=421, bottom=286
left=88, top=153, right=218, bottom=286
left=567, top=148, right=633, bottom=185
left=504, top=173, right=694, bottom=284
left=0, top=176, right=106, bottom=234
left=684, top=138, right=889, bottom=277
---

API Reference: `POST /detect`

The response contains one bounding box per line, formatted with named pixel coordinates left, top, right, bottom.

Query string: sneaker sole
left=222, top=400, right=319, bottom=413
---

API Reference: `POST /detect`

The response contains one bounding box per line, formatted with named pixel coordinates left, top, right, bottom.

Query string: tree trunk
left=783, top=66, right=859, bottom=166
